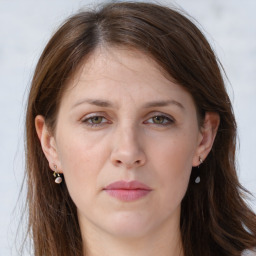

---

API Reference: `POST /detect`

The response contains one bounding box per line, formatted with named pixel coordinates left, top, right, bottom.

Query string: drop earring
left=195, top=157, right=203, bottom=184
left=53, top=164, right=62, bottom=184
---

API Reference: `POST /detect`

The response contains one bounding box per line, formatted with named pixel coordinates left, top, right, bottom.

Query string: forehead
left=69, top=47, right=171, bottom=87
left=61, top=46, right=195, bottom=109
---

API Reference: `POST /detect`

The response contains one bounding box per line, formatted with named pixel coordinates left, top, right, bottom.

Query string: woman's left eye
left=145, top=115, right=174, bottom=126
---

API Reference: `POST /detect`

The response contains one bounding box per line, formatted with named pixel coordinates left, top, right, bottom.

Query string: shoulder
left=242, top=249, right=256, bottom=256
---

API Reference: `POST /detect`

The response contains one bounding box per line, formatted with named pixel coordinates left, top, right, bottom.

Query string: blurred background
left=0, top=0, right=255, bottom=255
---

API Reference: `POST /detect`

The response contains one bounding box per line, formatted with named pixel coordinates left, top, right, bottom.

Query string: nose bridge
left=111, top=121, right=146, bottom=168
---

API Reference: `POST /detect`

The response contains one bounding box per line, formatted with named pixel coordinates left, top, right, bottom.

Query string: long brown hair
left=24, top=2, right=256, bottom=256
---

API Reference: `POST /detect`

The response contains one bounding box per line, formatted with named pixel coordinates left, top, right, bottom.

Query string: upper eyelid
left=144, top=116, right=174, bottom=124
left=80, top=112, right=109, bottom=121
left=146, top=112, right=175, bottom=120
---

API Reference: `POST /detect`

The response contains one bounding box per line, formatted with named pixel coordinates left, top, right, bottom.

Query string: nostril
left=115, top=159, right=141, bottom=166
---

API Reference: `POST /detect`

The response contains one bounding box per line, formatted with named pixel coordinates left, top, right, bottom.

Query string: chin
left=104, top=212, right=153, bottom=238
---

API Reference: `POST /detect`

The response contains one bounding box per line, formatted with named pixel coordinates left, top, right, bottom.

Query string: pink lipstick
left=103, top=180, right=152, bottom=201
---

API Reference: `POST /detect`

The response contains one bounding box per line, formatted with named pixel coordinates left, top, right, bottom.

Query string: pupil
left=92, top=117, right=102, bottom=124
left=154, top=116, right=164, bottom=124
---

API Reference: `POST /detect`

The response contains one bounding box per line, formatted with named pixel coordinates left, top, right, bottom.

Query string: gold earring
left=53, top=165, right=62, bottom=184
left=199, top=157, right=203, bottom=165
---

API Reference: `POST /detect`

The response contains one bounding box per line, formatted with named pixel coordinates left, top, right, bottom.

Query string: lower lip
left=104, top=189, right=151, bottom=201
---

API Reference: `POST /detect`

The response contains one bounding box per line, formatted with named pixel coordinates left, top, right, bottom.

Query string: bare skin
left=36, top=47, right=219, bottom=256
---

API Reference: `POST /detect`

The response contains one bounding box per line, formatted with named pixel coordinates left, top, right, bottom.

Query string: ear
left=192, top=112, right=220, bottom=167
left=35, top=115, right=62, bottom=172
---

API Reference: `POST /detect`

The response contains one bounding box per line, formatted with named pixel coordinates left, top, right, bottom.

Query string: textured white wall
left=0, top=0, right=255, bottom=255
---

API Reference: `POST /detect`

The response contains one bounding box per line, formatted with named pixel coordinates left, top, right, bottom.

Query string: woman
left=24, top=2, right=256, bottom=256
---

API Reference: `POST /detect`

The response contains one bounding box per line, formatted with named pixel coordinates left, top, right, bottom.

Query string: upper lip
left=104, top=180, right=152, bottom=190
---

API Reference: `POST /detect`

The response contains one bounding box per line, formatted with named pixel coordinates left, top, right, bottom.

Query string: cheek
left=151, top=129, right=196, bottom=173
left=57, top=129, right=108, bottom=172
left=56, top=130, right=110, bottom=200
left=149, top=130, right=197, bottom=200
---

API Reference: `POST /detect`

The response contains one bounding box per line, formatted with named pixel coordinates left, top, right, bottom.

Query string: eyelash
left=144, top=115, right=174, bottom=126
left=81, top=115, right=110, bottom=127
left=81, top=113, right=175, bottom=128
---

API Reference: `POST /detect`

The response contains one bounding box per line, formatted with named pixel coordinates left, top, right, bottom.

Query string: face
left=49, top=47, right=204, bottom=239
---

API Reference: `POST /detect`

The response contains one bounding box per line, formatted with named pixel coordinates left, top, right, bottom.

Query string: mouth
left=103, top=180, right=152, bottom=202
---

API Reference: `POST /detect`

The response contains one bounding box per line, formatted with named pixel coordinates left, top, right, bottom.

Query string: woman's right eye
left=82, top=115, right=109, bottom=127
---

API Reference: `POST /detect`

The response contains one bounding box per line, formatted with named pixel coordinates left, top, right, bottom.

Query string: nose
left=110, top=126, right=146, bottom=169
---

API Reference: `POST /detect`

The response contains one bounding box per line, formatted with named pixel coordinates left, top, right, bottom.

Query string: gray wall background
left=0, top=0, right=255, bottom=255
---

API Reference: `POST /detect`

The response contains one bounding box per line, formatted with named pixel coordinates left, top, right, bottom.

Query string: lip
left=103, top=180, right=152, bottom=201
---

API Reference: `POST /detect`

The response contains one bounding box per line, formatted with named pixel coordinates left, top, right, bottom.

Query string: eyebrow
left=72, top=98, right=185, bottom=110
left=72, top=99, right=115, bottom=109
left=142, top=100, right=185, bottom=110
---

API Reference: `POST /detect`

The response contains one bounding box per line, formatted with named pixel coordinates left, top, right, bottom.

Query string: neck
left=81, top=218, right=184, bottom=256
